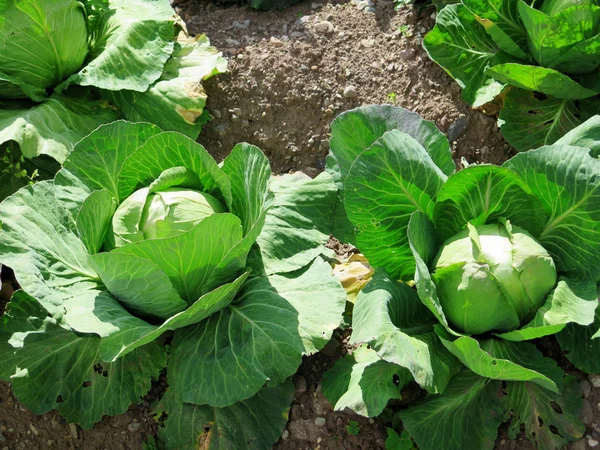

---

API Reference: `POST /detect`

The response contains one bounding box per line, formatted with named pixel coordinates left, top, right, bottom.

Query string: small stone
left=127, top=421, right=141, bottom=433
left=590, top=439, right=599, bottom=448
left=29, top=425, right=38, bottom=436
left=289, top=404, right=303, bottom=421
left=343, top=85, right=358, bottom=99
left=233, top=19, right=250, bottom=29
left=111, top=412, right=134, bottom=428
left=447, top=115, right=469, bottom=143
left=315, top=417, right=326, bottom=427
left=430, top=12, right=437, bottom=19
left=314, top=21, right=334, bottom=35
left=269, top=37, right=284, bottom=47
left=360, top=39, right=375, bottom=48
left=291, top=31, right=304, bottom=39
left=225, top=38, right=241, bottom=47
left=581, top=380, right=593, bottom=398
left=589, top=374, right=600, bottom=388
left=399, top=48, right=416, bottom=61
left=580, top=399, right=594, bottom=425
left=281, top=429, right=290, bottom=440
left=294, top=375, right=308, bottom=394
left=68, top=423, right=78, bottom=440
left=364, top=6, right=376, bottom=12
left=311, top=2, right=320, bottom=8
left=387, top=63, right=395, bottom=71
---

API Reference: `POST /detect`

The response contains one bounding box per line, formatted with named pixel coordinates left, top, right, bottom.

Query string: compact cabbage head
left=432, top=223, right=557, bottom=335
left=110, top=186, right=226, bottom=248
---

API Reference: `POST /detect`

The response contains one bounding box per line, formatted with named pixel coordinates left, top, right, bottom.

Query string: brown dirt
left=0, top=0, right=597, bottom=449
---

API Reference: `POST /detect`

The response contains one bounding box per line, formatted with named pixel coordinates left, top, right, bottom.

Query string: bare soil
left=1, top=0, right=598, bottom=449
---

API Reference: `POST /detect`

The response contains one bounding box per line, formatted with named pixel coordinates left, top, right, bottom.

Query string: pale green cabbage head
left=110, top=187, right=226, bottom=248
left=432, top=223, right=557, bottom=335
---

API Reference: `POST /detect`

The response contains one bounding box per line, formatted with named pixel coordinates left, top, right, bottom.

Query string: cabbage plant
left=0, top=121, right=345, bottom=449
left=0, top=0, right=226, bottom=200
left=424, top=0, right=600, bottom=151
left=322, top=105, right=600, bottom=450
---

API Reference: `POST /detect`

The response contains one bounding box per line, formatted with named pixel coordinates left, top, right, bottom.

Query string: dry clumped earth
left=1, top=0, right=599, bottom=449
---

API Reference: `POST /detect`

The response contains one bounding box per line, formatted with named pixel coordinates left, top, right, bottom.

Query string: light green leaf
left=518, top=1, right=600, bottom=73
left=433, top=165, right=547, bottom=241
left=169, top=257, right=343, bottom=407
left=0, top=291, right=166, bottom=429
left=329, top=105, right=454, bottom=178
left=111, top=214, right=246, bottom=302
left=399, top=371, right=504, bottom=450
left=256, top=171, right=337, bottom=274
left=116, top=131, right=232, bottom=205
left=555, top=115, right=600, bottom=157
left=321, top=345, right=412, bottom=417
left=503, top=145, right=600, bottom=280
left=57, top=121, right=162, bottom=201
left=105, top=36, right=226, bottom=138
left=424, top=4, right=511, bottom=107
left=498, top=88, right=593, bottom=151
left=0, top=0, right=88, bottom=93
left=157, top=381, right=293, bottom=450
left=557, top=306, right=600, bottom=372
left=505, top=376, right=585, bottom=449
left=59, top=0, right=176, bottom=92
left=462, top=0, right=528, bottom=59
left=0, top=94, right=118, bottom=166
left=76, top=189, right=117, bottom=254
left=498, top=276, right=598, bottom=341
left=436, top=329, right=561, bottom=392
left=350, top=269, right=460, bottom=394
left=344, top=130, right=447, bottom=280
left=91, top=252, right=189, bottom=320
left=0, top=181, right=99, bottom=313
left=488, top=64, right=599, bottom=100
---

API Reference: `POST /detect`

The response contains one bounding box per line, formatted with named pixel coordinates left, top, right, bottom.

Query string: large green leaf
left=57, top=121, right=162, bottom=201
left=498, top=275, right=598, bottom=341
left=518, top=1, right=600, bottom=73
left=556, top=306, right=600, bottom=372
left=344, top=130, right=447, bottom=280
left=0, top=0, right=88, bottom=93
left=399, top=371, right=504, bottom=450
left=498, top=88, right=594, bottom=151
left=433, top=165, right=547, bottom=240
left=488, top=64, right=599, bottom=99
left=505, top=376, right=585, bottom=449
left=0, top=291, right=166, bottom=429
left=0, top=94, right=117, bottom=170
left=76, top=189, right=118, bottom=255
left=105, top=36, right=226, bottom=138
left=256, top=172, right=337, bottom=274
left=110, top=214, right=247, bottom=302
left=59, top=0, right=176, bottom=92
left=169, top=257, right=344, bottom=407
left=157, top=381, right=294, bottom=450
left=462, top=0, right=528, bottom=59
left=321, top=345, right=412, bottom=418
left=350, top=270, right=460, bottom=394
left=555, top=115, right=600, bottom=157
left=424, top=4, right=512, bottom=107
left=503, top=145, right=600, bottom=280
left=436, top=329, right=561, bottom=392
left=0, top=181, right=99, bottom=313
left=329, top=105, right=454, bottom=179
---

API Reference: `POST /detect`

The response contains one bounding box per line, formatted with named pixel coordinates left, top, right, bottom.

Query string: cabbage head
left=0, top=122, right=345, bottom=450
left=321, top=105, right=600, bottom=450
left=0, top=0, right=226, bottom=200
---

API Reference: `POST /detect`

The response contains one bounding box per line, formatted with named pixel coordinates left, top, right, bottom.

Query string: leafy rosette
left=0, top=0, right=226, bottom=200
left=423, top=0, right=600, bottom=151
left=0, top=122, right=345, bottom=450
left=322, top=105, right=600, bottom=450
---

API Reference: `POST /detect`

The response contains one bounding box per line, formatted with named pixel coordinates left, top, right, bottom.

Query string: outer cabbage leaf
left=503, top=145, right=600, bottom=281
left=343, top=130, right=447, bottom=281
left=157, top=381, right=294, bottom=450
left=424, top=4, right=512, bottom=107
left=555, top=115, right=600, bottom=157
left=321, top=345, right=412, bottom=417
left=168, top=257, right=345, bottom=407
left=59, top=0, right=177, bottom=92
left=0, top=291, right=166, bottom=429
left=556, top=306, right=600, bottom=372
left=105, top=36, right=226, bottom=138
